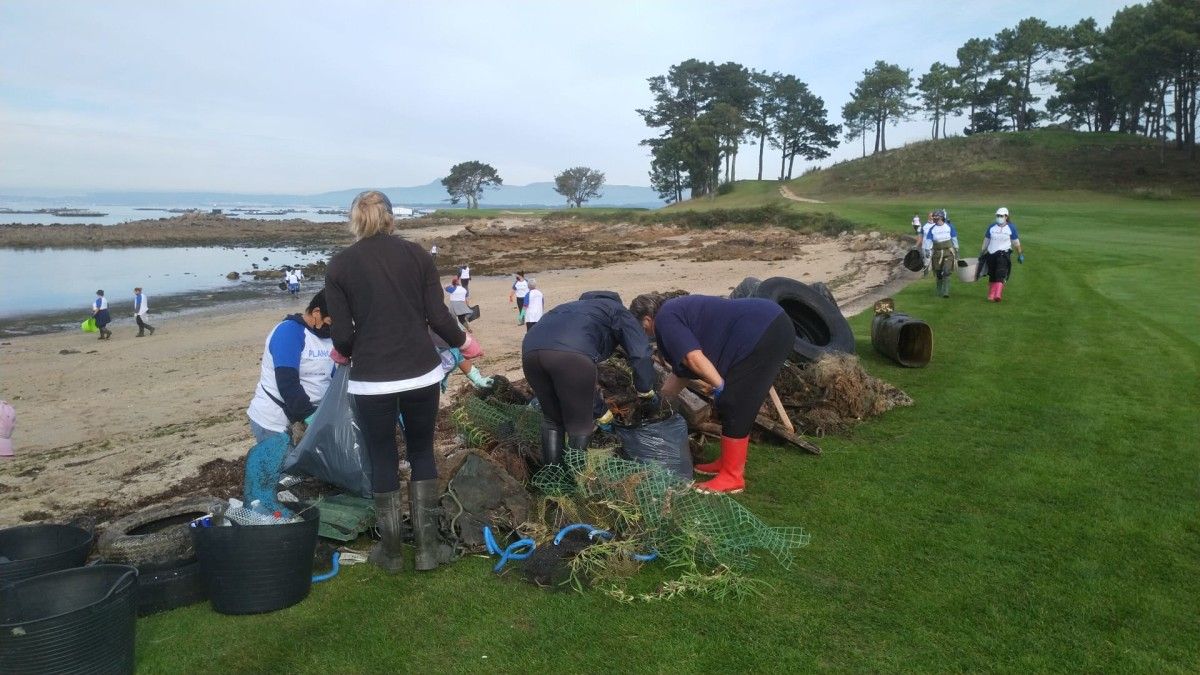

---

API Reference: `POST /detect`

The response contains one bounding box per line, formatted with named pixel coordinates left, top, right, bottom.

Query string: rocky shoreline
left=0, top=214, right=356, bottom=249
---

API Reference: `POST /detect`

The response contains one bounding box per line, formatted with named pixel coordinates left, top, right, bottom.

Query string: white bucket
left=957, top=258, right=979, bottom=283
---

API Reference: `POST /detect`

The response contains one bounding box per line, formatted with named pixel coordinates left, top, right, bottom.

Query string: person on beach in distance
left=246, top=289, right=334, bottom=446
left=285, top=268, right=301, bottom=297
left=980, top=207, right=1024, bottom=303
left=429, top=243, right=439, bottom=266
left=458, top=262, right=471, bottom=290
left=133, top=287, right=155, bottom=337
left=509, top=272, right=530, bottom=325
left=522, top=290, right=657, bottom=466
left=445, top=276, right=473, bottom=331
left=630, top=292, right=795, bottom=495
left=325, top=190, right=482, bottom=574
left=91, top=289, right=112, bottom=340
left=524, top=278, right=544, bottom=332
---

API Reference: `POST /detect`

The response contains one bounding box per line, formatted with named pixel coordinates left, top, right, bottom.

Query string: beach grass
left=135, top=192, right=1199, bottom=672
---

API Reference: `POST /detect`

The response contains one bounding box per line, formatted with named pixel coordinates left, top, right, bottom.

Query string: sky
left=0, top=0, right=1134, bottom=195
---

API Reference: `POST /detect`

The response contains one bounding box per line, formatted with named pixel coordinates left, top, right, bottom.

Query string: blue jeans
left=250, top=419, right=282, bottom=444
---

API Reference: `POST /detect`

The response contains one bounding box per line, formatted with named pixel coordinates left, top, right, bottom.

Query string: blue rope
left=312, top=551, right=340, bottom=583
left=482, top=526, right=535, bottom=573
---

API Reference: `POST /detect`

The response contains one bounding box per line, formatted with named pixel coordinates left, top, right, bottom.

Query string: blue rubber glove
left=304, top=413, right=315, bottom=425
left=1017, top=253, right=1025, bottom=264
left=711, top=382, right=725, bottom=401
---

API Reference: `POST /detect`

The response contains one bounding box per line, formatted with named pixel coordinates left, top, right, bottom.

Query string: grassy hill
left=787, top=129, right=1200, bottom=198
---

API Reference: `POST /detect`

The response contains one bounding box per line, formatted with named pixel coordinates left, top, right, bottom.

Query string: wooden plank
left=754, top=414, right=822, bottom=455
left=767, top=386, right=795, bottom=434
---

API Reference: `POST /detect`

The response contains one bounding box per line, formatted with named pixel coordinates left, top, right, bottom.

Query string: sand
left=0, top=226, right=913, bottom=525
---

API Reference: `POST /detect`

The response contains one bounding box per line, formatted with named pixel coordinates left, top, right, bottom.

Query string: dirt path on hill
left=779, top=185, right=825, bottom=204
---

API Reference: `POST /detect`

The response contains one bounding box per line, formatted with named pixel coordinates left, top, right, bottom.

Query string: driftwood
left=767, top=386, right=795, bottom=434
left=753, top=415, right=822, bottom=455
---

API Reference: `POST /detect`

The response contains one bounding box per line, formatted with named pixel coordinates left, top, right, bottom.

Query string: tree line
left=640, top=0, right=1198, bottom=202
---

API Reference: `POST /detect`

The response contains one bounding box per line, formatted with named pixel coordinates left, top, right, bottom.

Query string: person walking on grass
left=630, top=292, right=794, bottom=495
left=133, top=287, right=155, bottom=337
left=923, top=209, right=959, bottom=298
left=325, top=190, right=481, bottom=574
left=911, top=212, right=922, bottom=234
left=980, top=207, right=1024, bottom=302
left=458, top=262, right=471, bottom=290
left=509, top=272, right=530, bottom=325
left=524, top=279, right=544, bottom=332
left=91, top=290, right=112, bottom=340
left=445, top=276, right=473, bottom=331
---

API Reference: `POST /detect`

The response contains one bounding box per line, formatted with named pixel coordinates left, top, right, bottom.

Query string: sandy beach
left=0, top=223, right=912, bottom=525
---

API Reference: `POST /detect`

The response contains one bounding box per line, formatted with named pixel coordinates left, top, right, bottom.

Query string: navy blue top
left=522, top=290, right=656, bottom=393
left=654, top=295, right=784, bottom=378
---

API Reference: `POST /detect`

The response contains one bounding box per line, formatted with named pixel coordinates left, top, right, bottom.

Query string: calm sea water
left=0, top=246, right=326, bottom=318
left=0, top=204, right=348, bottom=226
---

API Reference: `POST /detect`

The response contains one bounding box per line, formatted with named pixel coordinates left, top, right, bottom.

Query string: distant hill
left=2, top=181, right=663, bottom=209
left=787, top=129, right=1200, bottom=197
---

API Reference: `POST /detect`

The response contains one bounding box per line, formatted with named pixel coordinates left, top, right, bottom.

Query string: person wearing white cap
left=979, top=207, right=1024, bottom=302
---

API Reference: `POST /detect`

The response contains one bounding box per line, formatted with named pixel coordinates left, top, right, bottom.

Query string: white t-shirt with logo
left=984, top=222, right=1020, bottom=254
left=247, top=317, right=334, bottom=433
left=512, top=279, right=529, bottom=298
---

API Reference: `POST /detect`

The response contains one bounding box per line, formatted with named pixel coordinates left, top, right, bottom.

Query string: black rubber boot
left=566, top=433, right=592, bottom=455
left=541, top=423, right=564, bottom=466
left=368, top=489, right=405, bottom=574
left=410, top=479, right=450, bottom=571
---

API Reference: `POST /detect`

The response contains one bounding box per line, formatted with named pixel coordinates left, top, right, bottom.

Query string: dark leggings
left=716, top=313, right=796, bottom=438
left=353, top=384, right=440, bottom=492
left=523, top=349, right=599, bottom=436
left=986, top=250, right=1012, bottom=283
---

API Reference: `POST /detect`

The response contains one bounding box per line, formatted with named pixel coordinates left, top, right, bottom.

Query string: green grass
left=136, top=193, right=1199, bottom=672
left=788, top=129, right=1200, bottom=198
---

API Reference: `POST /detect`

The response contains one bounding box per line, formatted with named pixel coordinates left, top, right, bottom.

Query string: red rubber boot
left=988, top=282, right=1001, bottom=302
left=696, top=436, right=748, bottom=494
left=994, top=282, right=1005, bottom=302
left=694, top=448, right=724, bottom=476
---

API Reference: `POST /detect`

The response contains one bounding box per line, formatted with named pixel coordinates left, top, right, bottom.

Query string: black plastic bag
left=614, top=413, right=693, bottom=479
left=281, top=368, right=372, bottom=497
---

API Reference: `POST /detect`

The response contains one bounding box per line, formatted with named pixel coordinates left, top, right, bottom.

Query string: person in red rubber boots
left=979, top=207, right=1024, bottom=302
left=630, top=292, right=794, bottom=495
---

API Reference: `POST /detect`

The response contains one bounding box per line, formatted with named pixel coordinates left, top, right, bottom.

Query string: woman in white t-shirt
left=979, top=207, right=1025, bottom=303
left=445, top=276, right=473, bottom=330
left=524, top=279, right=544, bottom=332
left=508, top=272, right=530, bottom=325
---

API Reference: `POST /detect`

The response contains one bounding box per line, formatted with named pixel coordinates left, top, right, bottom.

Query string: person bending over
left=522, top=290, right=656, bottom=466
left=630, top=292, right=794, bottom=495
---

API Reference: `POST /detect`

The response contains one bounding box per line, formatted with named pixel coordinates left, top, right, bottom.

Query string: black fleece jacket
left=326, top=233, right=465, bottom=383
left=521, top=290, right=656, bottom=393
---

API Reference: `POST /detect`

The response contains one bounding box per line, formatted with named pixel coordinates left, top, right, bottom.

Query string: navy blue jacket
left=522, top=291, right=656, bottom=393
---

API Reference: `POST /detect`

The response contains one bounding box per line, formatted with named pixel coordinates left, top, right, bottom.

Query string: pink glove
left=460, top=334, right=484, bottom=360
left=0, top=401, right=14, bottom=458
left=330, top=348, right=350, bottom=366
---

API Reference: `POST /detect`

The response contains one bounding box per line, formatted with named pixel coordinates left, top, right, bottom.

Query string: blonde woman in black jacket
left=325, top=191, right=482, bottom=574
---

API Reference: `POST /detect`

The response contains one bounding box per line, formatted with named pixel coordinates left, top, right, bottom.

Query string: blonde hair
left=349, top=190, right=395, bottom=239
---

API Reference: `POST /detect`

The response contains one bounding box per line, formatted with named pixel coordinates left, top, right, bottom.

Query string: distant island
left=0, top=207, right=107, bottom=217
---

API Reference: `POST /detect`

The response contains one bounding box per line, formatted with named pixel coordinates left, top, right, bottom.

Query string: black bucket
left=191, top=507, right=319, bottom=615
left=0, top=523, right=94, bottom=588
left=0, top=564, right=138, bottom=674
left=871, top=312, right=933, bottom=368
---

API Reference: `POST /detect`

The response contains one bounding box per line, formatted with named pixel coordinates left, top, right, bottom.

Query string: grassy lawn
left=137, top=192, right=1199, bottom=672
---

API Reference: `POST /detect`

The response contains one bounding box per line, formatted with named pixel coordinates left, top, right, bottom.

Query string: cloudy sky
left=0, top=0, right=1131, bottom=194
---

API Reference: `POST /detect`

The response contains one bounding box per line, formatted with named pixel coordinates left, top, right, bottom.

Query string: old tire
left=136, top=561, right=206, bottom=617
left=97, top=497, right=222, bottom=572
left=810, top=281, right=838, bottom=308
left=729, top=276, right=762, bottom=299
left=752, top=277, right=855, bottom=362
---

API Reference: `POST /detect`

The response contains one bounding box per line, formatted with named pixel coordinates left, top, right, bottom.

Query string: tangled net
left=532, top=449, right=809, bottom=574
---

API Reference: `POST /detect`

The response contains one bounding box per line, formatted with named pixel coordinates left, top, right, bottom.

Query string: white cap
left=996, top=207, right=1009, bottom=217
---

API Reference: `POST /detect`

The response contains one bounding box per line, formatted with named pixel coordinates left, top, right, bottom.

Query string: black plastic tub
left=0, top=523, right=94, bottom=588
left=0, top=564, right=138, bottom=674
left=871, top=312, right=933, bottom=368
left=191, top=507, right=319, bottom=615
